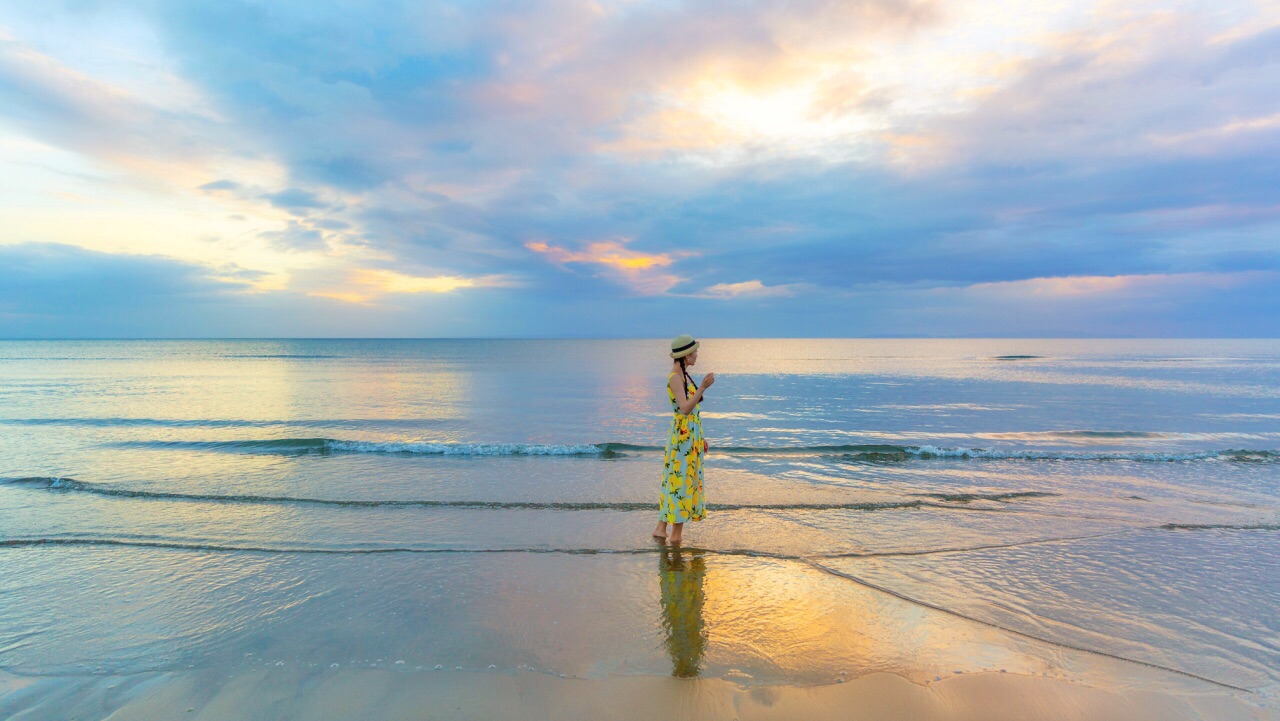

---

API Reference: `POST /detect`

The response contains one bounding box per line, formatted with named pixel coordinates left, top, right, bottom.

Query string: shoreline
left=3, top=668, right=1274, bottom=721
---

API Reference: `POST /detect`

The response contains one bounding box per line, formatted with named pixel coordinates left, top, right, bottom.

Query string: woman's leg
left=668, top=522, right=684, bottom=544
left=653, top=520, right=668, bottom=538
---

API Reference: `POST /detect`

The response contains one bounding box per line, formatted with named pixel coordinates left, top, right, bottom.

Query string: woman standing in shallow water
left=653, top=335, right=715, bottom=544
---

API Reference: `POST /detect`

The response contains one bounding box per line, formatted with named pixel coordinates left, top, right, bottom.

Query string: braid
left=678, top=357, right=696, bottom=398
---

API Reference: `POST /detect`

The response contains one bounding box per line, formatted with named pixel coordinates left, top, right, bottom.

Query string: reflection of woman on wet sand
left=653, top=335, right=714, bottom=544
left=659, top=544, right=707, bottom=678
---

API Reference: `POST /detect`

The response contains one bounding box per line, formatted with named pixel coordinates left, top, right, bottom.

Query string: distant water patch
left=0, top=417, right=451, bottom=429
left=219, top=354, right=346, bottom=359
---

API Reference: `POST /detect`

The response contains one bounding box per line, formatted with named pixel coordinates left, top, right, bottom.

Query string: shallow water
left=1, top=339, right=1277, bottom=698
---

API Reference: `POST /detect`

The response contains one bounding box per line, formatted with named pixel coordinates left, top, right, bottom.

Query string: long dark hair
left=677, top=356, right=697, bottom=399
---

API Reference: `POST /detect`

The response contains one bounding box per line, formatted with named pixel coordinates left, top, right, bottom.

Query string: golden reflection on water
left=658, top=544, right=707, bottom=678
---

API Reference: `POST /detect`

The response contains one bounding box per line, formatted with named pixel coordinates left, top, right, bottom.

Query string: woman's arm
left=670, top=372, right=715, bottom=415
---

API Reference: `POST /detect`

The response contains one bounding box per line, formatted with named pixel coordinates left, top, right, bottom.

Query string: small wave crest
left=908, top=446, right=1226, bottom=461
left=1, top=477, right=958, bottom=512
left=326, top=441, right=615, bottom=456
left=101, top=439, right=1280, bottom=462
left=108, top=439, right=624, bottom=456
left=837, top=447, right=1280, bottom=462
left=5, top=525, right=1267, bottom=561
left=915, top=491, right=1059, bottom=503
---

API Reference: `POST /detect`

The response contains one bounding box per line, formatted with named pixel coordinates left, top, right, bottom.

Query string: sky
left=1, top=0, right=1278, bottom=338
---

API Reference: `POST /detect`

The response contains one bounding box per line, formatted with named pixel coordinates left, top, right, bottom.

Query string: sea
left=1, top=339, right=1277, bottom=703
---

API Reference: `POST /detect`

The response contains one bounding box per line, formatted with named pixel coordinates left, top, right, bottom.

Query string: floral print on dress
left=659, top=372, right=706, bottom=524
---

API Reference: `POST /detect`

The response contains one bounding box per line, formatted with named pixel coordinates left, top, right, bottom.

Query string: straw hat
left=670, top=334, right=699, bottom=359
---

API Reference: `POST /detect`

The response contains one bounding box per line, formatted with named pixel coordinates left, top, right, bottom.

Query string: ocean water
left=1, top=339, right=1277, bottom=700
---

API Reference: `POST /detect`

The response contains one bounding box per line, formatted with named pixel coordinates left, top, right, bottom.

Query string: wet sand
left=3, top=667, right=1272, bottom=721
left=2, top=547, right=1275, bottom=720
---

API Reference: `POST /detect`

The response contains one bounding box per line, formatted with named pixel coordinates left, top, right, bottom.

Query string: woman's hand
left=700, top=372, right=716, bottom=390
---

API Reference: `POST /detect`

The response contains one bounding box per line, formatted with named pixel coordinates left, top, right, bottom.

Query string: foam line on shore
left=802, top=560, right=1253, bottom=692
left=3, top=523, right=1267, bottom=562
left=0, top=535, right=1123, bottom=558
left=1, top=477, right=999, bottom=513
left=822, top=530, right=1135, bottom=559
left=1, top=477, right=1067, bottom=512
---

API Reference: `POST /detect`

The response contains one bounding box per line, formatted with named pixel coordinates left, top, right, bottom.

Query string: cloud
left=701, top=280, right=800, bottom=299
left=307, top=267, right=514, bottom=305
left=0, top=29, right=233, bottom=183
left=352, top=269, right=476, bottom=294
left=199, top=179, right=240, bottom=191
left=1151, top=112, right=1280, bottom=148
left=914, top=270, right=1280, bottom=337
left=525, top=239, right=675, bottom=271
left=257, top=220, right=329, bottom=253
left=0, top=243, right=527, bottom=337
left=903, top=16, right=1280, bottom=170
left=526, top=238, right=686, bottom=295
left=262, top=188, right=328, bottom=211
left=965, top=271, right=1267, bottom=299
left=1, top=1, right=1278, bottom=337
left=0, top=242, right=251, bottom=336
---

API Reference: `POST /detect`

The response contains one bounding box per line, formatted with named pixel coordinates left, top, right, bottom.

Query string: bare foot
left=652, top=522, right=668, bottom=539
left=668, top=524, right=683, bottom=544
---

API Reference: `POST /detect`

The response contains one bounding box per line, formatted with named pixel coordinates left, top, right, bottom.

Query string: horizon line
left=2, top=336, right=1279, bottom=342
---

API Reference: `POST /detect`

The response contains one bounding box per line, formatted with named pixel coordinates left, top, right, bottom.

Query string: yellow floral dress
left=660, top=372, right=706, bottom=524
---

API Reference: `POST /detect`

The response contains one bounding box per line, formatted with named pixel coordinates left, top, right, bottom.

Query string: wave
left=108, top=439, right=620, bottom=456
left=2, top=477, right=976, bottom=512
left=325, top=440, right=616, bottom=456
left=991, top=355, right=1044, bottom=360
left=915, top=491, right=1058, bottom=503
left=838, top=447, right=1280, bottom=462
left=99, top=438, right=1280, bottom=462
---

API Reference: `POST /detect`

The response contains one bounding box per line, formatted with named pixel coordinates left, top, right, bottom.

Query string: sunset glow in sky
left=2, top=0, right=1278, bottom=337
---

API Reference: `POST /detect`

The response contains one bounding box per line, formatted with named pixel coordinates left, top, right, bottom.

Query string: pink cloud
left=525, top=238, right=687, bottom=295
left=966, top=271, right=1270, bottom=299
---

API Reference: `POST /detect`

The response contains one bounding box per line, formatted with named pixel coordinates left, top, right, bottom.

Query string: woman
left=653, top=334, right=715, bottom=544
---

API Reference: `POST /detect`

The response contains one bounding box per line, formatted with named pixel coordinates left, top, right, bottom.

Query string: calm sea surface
left=1, top=339, right=1277, bottom=698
